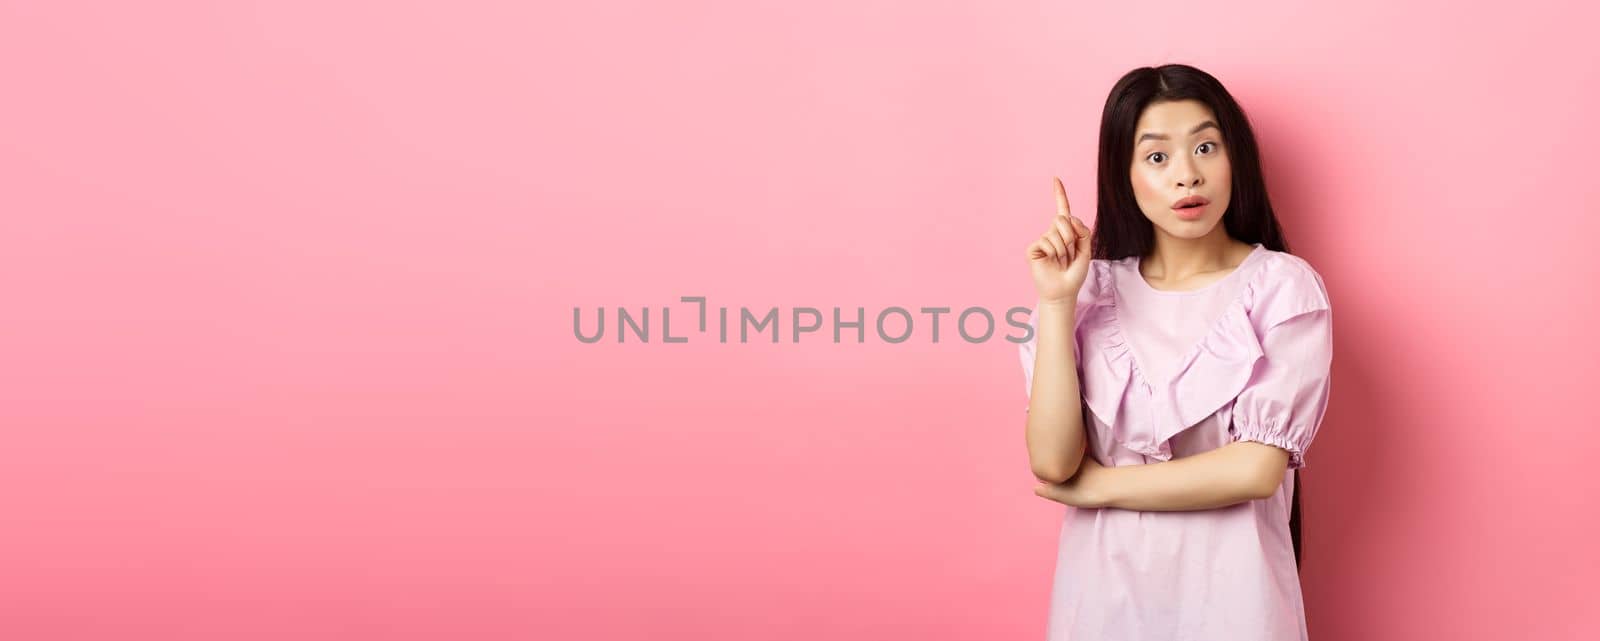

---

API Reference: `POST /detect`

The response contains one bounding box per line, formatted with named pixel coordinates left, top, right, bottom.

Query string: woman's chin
left=1155, top=216, right=1222, bottom=239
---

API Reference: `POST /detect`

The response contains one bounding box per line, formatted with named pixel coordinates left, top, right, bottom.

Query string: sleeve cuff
left=1231, top=418, right=1308, bottom=470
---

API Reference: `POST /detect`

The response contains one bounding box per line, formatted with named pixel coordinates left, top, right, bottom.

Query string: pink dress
left=1019, top=243, right=1333, bottom=640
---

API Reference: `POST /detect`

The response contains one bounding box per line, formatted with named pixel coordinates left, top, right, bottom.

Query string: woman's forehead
left=1135, top=100, right=1218, bottom=135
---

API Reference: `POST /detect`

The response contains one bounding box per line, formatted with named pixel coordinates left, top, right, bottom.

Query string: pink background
left=3, top=1, right=1596, bottom=639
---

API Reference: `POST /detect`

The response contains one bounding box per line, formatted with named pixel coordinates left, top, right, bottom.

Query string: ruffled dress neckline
left=1075, top=243, right=1274, bottom=461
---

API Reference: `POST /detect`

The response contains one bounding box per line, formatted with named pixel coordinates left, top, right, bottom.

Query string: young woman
left=1018, top=64, right=1333, bottom=640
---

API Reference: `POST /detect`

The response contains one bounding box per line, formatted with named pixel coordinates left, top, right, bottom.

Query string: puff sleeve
left=1228, top=305, right=1334, bottom=470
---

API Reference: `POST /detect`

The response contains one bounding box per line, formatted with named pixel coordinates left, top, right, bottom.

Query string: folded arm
left=1038, top=441, right=1290, bottom=511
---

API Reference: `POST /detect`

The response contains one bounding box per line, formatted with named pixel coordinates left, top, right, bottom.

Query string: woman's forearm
left=1025, top=302, right=1087, bottom=483
left=1097, top=442, right=1285, bottom=511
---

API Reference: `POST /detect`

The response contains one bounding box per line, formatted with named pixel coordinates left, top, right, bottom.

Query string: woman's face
left=1129, top=99, right=1233, bottom=240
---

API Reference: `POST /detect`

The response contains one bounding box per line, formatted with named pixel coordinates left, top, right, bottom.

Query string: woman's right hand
left=1027, top=177, right=1093, bottom=305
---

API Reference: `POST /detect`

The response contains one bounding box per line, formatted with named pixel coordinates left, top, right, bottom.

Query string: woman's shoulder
left=1246, top=248, right=1332, bottom=329
left=1254, top=248, right=1329, bottom=297
left=1258, top=245, right=1321, bottom=273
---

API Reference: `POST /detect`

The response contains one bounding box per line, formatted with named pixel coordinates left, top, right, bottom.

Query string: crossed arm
left=1033, top=440, right=1291, bottom=511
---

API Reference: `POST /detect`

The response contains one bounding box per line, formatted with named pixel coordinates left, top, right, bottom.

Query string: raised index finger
left=1052, top=176, right=1072, bottom=218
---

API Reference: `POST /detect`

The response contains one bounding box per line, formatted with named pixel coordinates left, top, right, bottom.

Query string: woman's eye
left=1147, top=152, right=1166, bottom=164
left=1197, top=142, right=1216, bottom=154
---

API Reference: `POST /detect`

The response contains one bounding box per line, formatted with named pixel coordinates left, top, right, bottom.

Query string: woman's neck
left=1141, top=231, right=1254, bottom=286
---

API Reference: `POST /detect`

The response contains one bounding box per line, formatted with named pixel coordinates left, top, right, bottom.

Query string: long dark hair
left=1089, top=63, right=1304, bottom=569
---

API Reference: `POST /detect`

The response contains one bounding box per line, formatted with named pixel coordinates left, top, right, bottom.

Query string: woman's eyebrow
left=1136, top=120, right=1221, bottom=143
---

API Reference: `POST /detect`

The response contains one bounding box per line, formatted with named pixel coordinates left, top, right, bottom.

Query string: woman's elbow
left=1031, top=451, right=1083, bottom=485
left=1025, top=413, right=1087, bottom=484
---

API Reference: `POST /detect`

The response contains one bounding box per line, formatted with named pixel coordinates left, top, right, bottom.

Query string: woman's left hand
left=1034, top=454, right=1114, bottom=508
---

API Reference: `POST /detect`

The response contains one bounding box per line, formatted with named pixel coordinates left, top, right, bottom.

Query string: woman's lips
left=1172, top=202, right=1207, bottom=220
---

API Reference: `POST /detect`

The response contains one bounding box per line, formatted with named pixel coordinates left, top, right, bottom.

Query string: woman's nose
left=1177, top=164, right=1202, bottom=188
